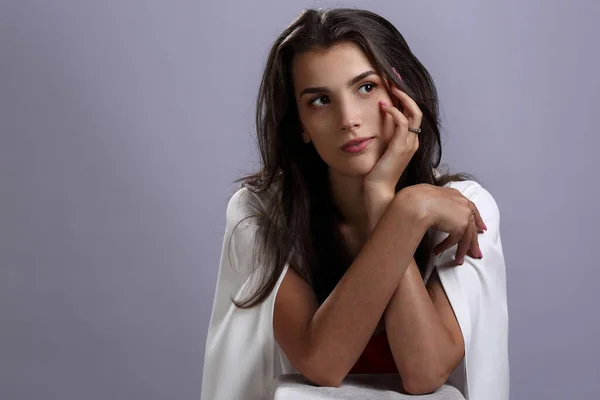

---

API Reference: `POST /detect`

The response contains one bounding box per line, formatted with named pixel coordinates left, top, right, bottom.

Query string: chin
left=333, top=157, right=378, bottom=178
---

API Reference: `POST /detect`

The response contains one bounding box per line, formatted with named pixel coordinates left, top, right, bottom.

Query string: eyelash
left=309, top=82, right=378, bottom=107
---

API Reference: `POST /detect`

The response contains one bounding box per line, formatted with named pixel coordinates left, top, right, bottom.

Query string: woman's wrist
left=393, top=185, right=433, bottom=232
left=364, top=186, right=396, bottom=232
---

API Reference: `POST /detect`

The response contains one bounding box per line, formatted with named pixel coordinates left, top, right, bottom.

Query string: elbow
left=303, top=368, right=343, bottom=388
left=400, top=360, right=456, bottom=395
left=400, top=343, right=464, bottom=395
left=308, top=374, right=343, bottom=388
left=402, top=372, right=446, bottom=395
left=301, top=352, right=345, bottom=388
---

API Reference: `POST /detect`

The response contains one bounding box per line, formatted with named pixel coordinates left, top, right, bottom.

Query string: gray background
left=1, top=1, right=598, bottom=399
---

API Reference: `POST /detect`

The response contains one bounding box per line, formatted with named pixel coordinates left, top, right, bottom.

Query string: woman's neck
left=328, top=168, right=369, bottom=231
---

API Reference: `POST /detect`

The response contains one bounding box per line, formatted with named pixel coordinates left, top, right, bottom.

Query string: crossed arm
left=383, top=259, right=464, bottom=394
left=274, top=191, right=472, bottom=394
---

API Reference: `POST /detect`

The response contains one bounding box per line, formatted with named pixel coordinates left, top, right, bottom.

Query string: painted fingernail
left=483, top=223, right=488, bottom=231
left=456, top=257, right=464, bottom=265
left=392, top=67, right=404, bottom=83
left=479, top=250, right=484, bottom=259
left=379, top=100, right=389, bottom=107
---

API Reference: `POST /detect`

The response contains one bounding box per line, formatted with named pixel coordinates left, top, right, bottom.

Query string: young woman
left=201, top=8, right=508, bottom=400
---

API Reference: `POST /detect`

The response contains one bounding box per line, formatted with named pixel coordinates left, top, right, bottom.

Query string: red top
left=349, top=330, right=398, bottom=374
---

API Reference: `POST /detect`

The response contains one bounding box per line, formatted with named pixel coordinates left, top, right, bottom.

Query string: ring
left=408, top=127, right=422, bottom=134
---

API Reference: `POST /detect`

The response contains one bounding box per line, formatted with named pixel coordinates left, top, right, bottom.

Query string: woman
left=201, top=8, right=508, bottom=400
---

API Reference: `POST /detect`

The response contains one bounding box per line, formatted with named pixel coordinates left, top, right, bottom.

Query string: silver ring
left=408, top=127, right=422, bottom=134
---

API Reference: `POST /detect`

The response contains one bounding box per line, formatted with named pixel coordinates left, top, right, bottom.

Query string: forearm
left=308, top=194, right=427, bottom=385
left=365, top=188, right=396, bottom=232
left=384, top=260, right=462, bottom=393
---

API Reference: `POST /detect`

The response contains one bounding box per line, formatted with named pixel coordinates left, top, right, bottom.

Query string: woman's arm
left=366, top=184, right=483, bottom=394
left=274, top=191, right=428, bottom=388
left=384, top=260, right=464, bottom=394
left=382, top=182, right=495, bottom=395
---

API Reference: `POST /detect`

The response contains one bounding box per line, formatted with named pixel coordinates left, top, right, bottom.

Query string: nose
left=338, top=98, right=362, bottom=131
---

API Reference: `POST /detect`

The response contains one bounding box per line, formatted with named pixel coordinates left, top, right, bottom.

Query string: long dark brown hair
left=231, top=8, right=471, bottom=309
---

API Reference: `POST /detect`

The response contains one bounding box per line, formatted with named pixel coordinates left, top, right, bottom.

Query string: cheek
left=303, top=114, right=336, bottom=144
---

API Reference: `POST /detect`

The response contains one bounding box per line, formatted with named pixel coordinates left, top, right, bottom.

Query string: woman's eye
left=310, top=96, right=330, bottom=107
left=358, top=82, right=377, bottom=95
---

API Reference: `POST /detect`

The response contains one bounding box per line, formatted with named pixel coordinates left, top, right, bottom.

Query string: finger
left=381, top=102, right=419, bottom=157
left=391, top=67, right=408, bottom=92
left=389, top=86, right=423, bottom=128
left=469, top=201, right=487, bottom=232
left=367, top=102, right=416, bottom=185
left=380, top=101, right=409, bottom=133
left=433, top=232, right=461, bottom=256
left=379, top=101, right=414, bottom=149
left=470, top=210, right=484, bottom=234
left=454, top=228, right=472, bottom=265
left=468, top=218, right=483, bottom=259
left=392, top=67, right=404, bottom=83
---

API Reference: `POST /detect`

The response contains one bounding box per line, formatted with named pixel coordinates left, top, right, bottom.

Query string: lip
left=341, top=137, right=374, bottom=153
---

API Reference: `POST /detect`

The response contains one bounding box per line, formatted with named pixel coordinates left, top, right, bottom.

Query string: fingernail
left=456, top=257, right=464, bottom=265
left=478, top=250, right=483, bottom=258
left=392, top=67, right=404, bottom=83
left=483, top=223, right=488, bottom=231
left=379, top=100, right=389, bottom=107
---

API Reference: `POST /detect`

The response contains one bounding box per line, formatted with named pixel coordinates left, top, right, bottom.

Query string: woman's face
left=292, top=41, right=396, bottom=178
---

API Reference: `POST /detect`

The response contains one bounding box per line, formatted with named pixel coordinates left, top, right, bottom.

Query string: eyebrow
left=299, top=70, right=378, bottom=97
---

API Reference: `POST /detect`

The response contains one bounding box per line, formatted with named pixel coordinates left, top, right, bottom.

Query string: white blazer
left=201, top=180, right=509, bottom=400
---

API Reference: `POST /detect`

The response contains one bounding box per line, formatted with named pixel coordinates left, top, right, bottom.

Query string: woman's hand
left=400, top=184, right=487, bottom=264
left=364, top=70, right=422, bottom=230
left=363, top=72, right=422, bottom=196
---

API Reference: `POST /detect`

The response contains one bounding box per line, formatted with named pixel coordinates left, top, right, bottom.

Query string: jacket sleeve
left=201, top=188, right=285, bottom=400
left=424, top=181, right=510, bottom=400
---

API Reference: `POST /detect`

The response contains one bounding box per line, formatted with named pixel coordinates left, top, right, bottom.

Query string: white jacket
left=201, top=180, right=509, bottom=399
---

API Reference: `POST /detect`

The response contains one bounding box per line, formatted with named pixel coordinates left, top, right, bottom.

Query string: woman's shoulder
left=433, top=169, right=495, bottom=204
left=442, top=179, right=483, bottom=194
left=225, top=186, right=271, bottom=226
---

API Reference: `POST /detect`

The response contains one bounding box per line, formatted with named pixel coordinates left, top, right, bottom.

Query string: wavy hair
left=232, top=8, right=471, bottom=308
